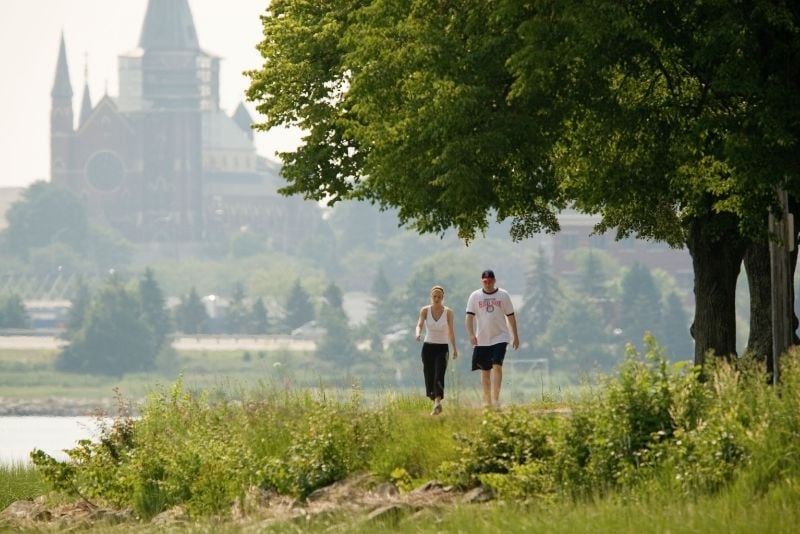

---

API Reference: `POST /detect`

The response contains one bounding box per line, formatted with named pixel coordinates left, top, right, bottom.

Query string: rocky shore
left=1, top=475, right=495, bottom=531
left=0, top=397, right=137, bottom=417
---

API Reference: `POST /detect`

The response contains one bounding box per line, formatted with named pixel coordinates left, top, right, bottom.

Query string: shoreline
left=0, top=397, right=137, bottom=417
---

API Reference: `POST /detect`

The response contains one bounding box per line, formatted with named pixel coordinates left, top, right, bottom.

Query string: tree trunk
left=790, top=196, right=800, bottom=346
left=744, top=239, right=772, bottom=362
left=686, top=213, right=747, bottom=366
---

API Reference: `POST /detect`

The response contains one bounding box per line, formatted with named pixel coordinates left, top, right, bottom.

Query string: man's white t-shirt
left=466, top=288, right=515, bottom=346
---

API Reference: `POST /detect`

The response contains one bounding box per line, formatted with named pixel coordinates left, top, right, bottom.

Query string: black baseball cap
left=481, top=269, right=496, bottom=280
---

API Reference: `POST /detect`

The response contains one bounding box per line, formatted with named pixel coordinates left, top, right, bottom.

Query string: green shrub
left=367, top=394, right=464, bottom=484
left=439, top=405, right=558, bottom=488
left=27, top=345, right=800, bottom=519
left=257, top=388, right=383, bottom=498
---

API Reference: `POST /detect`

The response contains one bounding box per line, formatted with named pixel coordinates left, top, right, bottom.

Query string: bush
left=439, top=405, right=558, bottom=489
left=29, top=344, right=800, bottom=518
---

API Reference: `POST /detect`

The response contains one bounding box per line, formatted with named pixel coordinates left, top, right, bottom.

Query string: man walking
left=465, top=269, right=519, bottom=409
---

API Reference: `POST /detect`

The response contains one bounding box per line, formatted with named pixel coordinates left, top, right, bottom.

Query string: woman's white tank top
left=424, top=305, right=450, bottom=344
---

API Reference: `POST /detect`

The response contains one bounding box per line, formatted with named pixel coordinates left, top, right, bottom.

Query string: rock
left=373, top=482, right=399, bottom=498
left=409, top=480, right=444, bottom=494
left=462, top=486, right=494, bottom=503
left=0, top=500, right=39, bottom=521
left=232, top=486, right=281, bottom=520
left=365, top=503, right=409, bottom=524
left=151, top=505, right=189, bottom=525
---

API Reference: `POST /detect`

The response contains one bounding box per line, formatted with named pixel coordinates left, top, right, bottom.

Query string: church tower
left=135, top=0, right=205, bottom=240
left=50, top=32, right=74, bottom=187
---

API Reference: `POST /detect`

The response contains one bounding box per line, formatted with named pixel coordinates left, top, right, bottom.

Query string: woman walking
left=415, top=285, right=458, bottom=415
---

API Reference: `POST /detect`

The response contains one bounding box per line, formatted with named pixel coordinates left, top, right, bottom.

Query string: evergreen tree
left=138, top=268, right=172, bottom=351
left=316, top=304, right=359, bottom=370
left=4, top=181, right=89, bottom=259
left=368, top=266, right=393, bottom=332
left=225, top=282, right=248, bottom=334
left=323, top=281, right=344, bottom=310
left=663, top=292, right=693, bottom=359
left=56, top=278, right=156, bottom=376
left=539, top=293, right=615, bottom=372
left=520, top=247, right=560, bottom=348
left=619, top=263, right=663, bottom=346
left=0, top=293, right=29, bottom=329
left=64, top=277, right=90, bottom=338
left=248, top=297, right=269, bottom=334
left=175, top=287, right=209, bottom=334
left=285, top=278, right=314, bottom=331
left=576, top=250, right=609, bottom=300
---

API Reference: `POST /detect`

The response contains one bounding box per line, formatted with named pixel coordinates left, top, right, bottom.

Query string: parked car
left=291, top=321, right=326, bottom=338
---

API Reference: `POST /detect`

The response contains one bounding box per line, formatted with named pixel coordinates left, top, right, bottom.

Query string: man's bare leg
left=481, top=370, right=492, bottom=407
left=492, top=364, right=503, bottom=406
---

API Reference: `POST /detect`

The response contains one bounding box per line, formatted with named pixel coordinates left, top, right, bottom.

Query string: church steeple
left=79, top=56, right=92, bottom=128
left=51, top=31, right=74, bottom=185
left=51, top=32, right=73, bottom=99
left=138, top=0, right=199, bottom=51
left=51, top=31, right=74, bottom=134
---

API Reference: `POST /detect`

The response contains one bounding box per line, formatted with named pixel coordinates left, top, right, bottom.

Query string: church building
left=50, top=0, right=316, bottom=244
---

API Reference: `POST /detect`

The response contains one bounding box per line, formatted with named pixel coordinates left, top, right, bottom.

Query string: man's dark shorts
left=471, top=342, right=508, bottom=371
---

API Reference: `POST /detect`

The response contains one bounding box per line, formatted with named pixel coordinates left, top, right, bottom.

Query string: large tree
left=247, top=0, right=800, bottom=364
left=285, top=278, right=315, bottom=331
left=520, top=247, right=560, bottom=349
left=57, top=277, right=156, bottom=376
left=619, top=264, right=663, bottom=348
left=138, top=268, right=172, bottom=352
left=0, top=293, right=29, bottom=329
left=174, top=287, right=209, bottom=335
left=525, top=1, right=799, bottom=364
left=3, top=181, right=89, bottom=258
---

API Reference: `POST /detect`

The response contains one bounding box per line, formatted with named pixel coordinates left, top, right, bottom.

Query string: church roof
left=138, top=0, right=200, bottom=51
left=231, top=102, right=255, bottom=138
left=79, top=83, right=92, bottom=127
left=202, top=109, right=255, bottom=152
left=51, top=32, right=73, bottom=98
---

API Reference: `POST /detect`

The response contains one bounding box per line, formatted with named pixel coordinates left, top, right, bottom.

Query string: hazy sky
left=1, top=0, right=301, bottom=188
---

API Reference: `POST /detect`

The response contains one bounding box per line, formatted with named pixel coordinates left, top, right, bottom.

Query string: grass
left=0, top=347, right=580, bottom=405
left=4, top=357, right=800, bottom=531
left=7, top=342, right=800, bottom=531
left=0, top=462, right=45, bottom=510
left=0, top=348, right=317, bottom=400
left=4, top=465, right=797, bottom=532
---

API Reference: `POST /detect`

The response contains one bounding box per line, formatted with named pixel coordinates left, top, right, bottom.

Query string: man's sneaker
left=431, top=403, right=443, bottom=416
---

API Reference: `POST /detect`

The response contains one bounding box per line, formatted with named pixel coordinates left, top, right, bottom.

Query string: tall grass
left=0, top=461, right=45, bottom=509
left=19, top=337, right=800, bottom=530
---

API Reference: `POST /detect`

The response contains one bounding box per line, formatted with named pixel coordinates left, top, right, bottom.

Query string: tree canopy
left=57, top=277, right=157, bottom=376
left=248, top=0, right=800, bottom=362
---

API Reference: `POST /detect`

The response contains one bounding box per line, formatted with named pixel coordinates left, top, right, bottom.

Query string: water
left=0, top=416, right=103, bottom=465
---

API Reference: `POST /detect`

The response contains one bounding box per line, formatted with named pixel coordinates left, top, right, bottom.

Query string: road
left=0, top=335, right=316, bottom=351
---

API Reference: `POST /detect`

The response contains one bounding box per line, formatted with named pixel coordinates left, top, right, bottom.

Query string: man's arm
left=466, top=313, right=477, bottom=346
left=506, top=313, right=519, bottom=350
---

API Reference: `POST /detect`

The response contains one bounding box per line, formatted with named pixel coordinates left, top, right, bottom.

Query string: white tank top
left=424, top=305, right=450, bottom=344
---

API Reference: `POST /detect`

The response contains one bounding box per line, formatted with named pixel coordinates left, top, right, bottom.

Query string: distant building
left=550, top=210, right=693, bottom=289
left=50, top=0, right=319, bottom=243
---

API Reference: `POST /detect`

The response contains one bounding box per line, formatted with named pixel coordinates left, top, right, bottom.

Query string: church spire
left=232, top=102, right=254, bottom=141
left=138, top=0, right=200, bottom=51
left=51, top=31, right=73, bottom=98
left=79, top=54, right=92, bottom=127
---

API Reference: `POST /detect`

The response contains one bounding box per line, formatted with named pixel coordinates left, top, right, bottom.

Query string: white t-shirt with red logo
left=466, top=288, right=515, bottom=346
